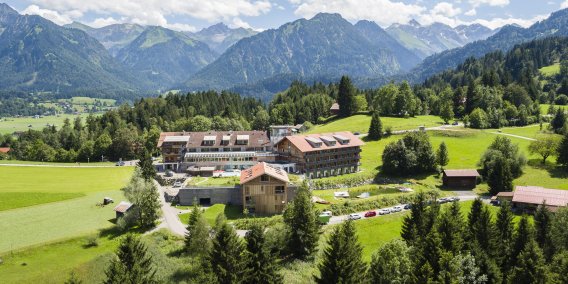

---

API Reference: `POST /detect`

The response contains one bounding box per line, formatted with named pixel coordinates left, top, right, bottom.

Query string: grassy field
left=0, top=166, right=133, bottom=252
left=539, top=63, right=560, bottom=77
left=0, top=160, right=115, bottom=166
left=0, top=113, right=93, bottom=134
left=179, top=204, right=243, bottom=226
left=307, top=114, right=444, bottom=134
left=540, top=103, right=568, bottom=114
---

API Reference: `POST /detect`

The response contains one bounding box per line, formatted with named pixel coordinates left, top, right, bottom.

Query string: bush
left=385, top=126, right=393, bottom=136
left=555, top=94, right=568, bottom=105
left=231, top=215, right=283, bottom=230
left=329, top=189, right=438, bottom=215
left=84, top=236, right=99, bottom=248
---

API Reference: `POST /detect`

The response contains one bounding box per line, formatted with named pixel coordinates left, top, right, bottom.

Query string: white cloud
left=465, top=9, right=477, bottom=16
left=472, top=14, right=548, bottom=29
left=21, top=4, right=81, bottom=25
left=290, top=0, right=425, bottom=27
left=469, top=0, right=510, bottom=8
left=87, top=17, right=121, bottom=28
left=432, top=2, right=461, bottom=17
left=561, top=0, right=568, bottom=8
left=27, top=0, right=272, bottom=29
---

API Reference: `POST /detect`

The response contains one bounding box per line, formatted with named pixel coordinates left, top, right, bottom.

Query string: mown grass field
left=179, top=203, right=244, bottom=226
left=0, top=166, right=133, bottom=252
left=0, top=160, right=115, bottom=166
left=540, top=103, right=567, bottom=114
left=0, top=113, right=92, bottom=134
left=307, top=114, right=444, bottom=134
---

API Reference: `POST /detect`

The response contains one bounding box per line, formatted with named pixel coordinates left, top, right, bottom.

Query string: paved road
left=153, top=181, right=187, bottom=236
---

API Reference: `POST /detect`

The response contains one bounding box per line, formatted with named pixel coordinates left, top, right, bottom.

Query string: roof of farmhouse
left=277, top=131, right=363, bottom=153
left=512, top=186, right=568, bottom=207
left=240, top=162, right=289, bottom=184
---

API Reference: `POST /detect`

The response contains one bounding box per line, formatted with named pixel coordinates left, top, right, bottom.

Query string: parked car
left=165, top=170, right=174, bottom=177
left=173, top=181, right=182, bottom=187
left=403, top=204, right=412, bottom=210
left=321, top=210, right=333, bottom=217
left=437, top=198, right=449, bottom=204
left=378, top=209, right=391, bottom=215
left=348, top=213, right=362, bottom=220
left=364, top=211, right=377, bottom=218
left=392, top=206, right=403, bottom=212
left=115, top=161, right=125, bottom=166
left=452, top=121, right=459, bottom=125
left=448, top=196, right=460, bottom=202
left=490, top=200, right=501, bottom=206
left=354, top=132, right=361, bottom=135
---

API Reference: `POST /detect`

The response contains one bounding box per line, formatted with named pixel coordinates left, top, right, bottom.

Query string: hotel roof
left=277, top=131, right=363, bottom=153
left=512, top=186, right=568, bottom=207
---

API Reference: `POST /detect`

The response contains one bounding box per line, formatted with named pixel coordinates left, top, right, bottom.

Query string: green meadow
left=307, top=114, right=444, bottom=134
left=0, top=113, right=93, bottom=134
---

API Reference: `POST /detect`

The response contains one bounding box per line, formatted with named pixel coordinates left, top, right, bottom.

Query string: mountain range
left=0, top=2, right=567, bottom=100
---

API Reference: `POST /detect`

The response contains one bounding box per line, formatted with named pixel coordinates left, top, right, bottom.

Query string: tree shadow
left=527, top=159, right=568, bottom=179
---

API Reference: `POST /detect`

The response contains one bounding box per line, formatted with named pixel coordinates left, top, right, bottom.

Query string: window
left=275, top=186, right=285, bottom=194
left=261, top=175, right=269, bottom=182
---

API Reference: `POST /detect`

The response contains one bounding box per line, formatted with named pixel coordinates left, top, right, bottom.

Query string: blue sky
left=4, top=0, right=568, bottom=31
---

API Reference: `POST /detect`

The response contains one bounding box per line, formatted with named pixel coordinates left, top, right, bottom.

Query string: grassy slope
left=539, top=63, right=560, bottom=76
left=0, top=166, right=133, bottom=252
left=0, top=160, right=115, bottom=166
left=0, top=113, right=92, bottom=134
left=306, top=114, right=444, bottom=134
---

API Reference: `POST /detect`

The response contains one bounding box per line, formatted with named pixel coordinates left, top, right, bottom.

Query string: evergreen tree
left=283, top=181, right=320, bottom=260
left=512, top=215, right=534, bottom=266
left=437, top=251, right=460, bottom=284
left=208, top=220, right=245, bottom=284
left=550, top=207, right=568, bottom=251
left=420, top=229, right=443, bottom=275
left=367, top=111, right=383, bottom=140
left=243, top=224, right=283, bottom=284
left=486, top=153, right=513, bottom=196
left=495, top=201, right=515, bottom=273
left=508, top=240, right=547, bottom=284
left=550, top=251, right=568, bottom=284
left=557, top=132, right=568, bottom=168
left=467, top=199, right=495, bottom=255
left=368, top=239, right=413, bottom=284
left=551, top=108, right=566, bottom=133
left=315, top=220, right=366, bottom=284
left=534, top=202, right=554, bottom=261
left=184, top=202, right=211, bottom=256
left=338, top=76, right=357, bottom=117
left=137, top=149, right=156, bottom=181
left=471, top=247, right=502, bottom=284
left=401, top=191, right=428, bottom=245
left=104, top=234, right=157, bottom=284
left=437, top=201, right=464, bottom=254
left=436, top=142, right=449, bottom=169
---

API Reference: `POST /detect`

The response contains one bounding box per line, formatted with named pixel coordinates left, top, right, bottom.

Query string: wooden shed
left=113, top=201, right=133, bottom=219
left=442, top=169, right=479, bottom=188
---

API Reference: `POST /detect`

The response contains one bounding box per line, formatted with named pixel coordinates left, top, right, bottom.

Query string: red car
left=364, top=211, right=377, bottom=218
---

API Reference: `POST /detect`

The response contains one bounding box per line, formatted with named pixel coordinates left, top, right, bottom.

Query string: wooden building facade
left=240, top=162, right=289, bottom=214
left=442, top=169, right=480, bottom=188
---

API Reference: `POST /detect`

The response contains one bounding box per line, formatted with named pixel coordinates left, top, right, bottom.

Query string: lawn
left=0, top=233, right=120, bottom=284
left=179, top=204, right=244, bottom=226
left=0, top=192, right=84, bottom=211
left=0, top=113, right=94, bottom=134
left=540, top=103, right=567, bottom=114
left=306, top=114, right=444, bottom=134
left=0, top=160, right=115, bottom=166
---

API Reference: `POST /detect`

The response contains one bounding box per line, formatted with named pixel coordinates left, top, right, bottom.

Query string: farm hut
left=442, top=169, right=479, bottom=188
left=330, top=103, right=340, bottom=115
left=113, top=201, right=133, bottom=219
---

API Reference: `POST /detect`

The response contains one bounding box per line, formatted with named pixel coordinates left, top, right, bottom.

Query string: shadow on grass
left=98, top=225, right=147, bottom=240
left=527, top=159, right=568, bottom=179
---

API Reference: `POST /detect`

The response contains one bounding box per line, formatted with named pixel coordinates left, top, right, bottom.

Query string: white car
left=392, top=206, right=403, bottom=212
left=378, top=209, right=391, bottom=215
left=321, top=210, right=333, bottom=217
left=173, top=181, right=182, bottom=187
left=348, top=213, right=362, bottom=220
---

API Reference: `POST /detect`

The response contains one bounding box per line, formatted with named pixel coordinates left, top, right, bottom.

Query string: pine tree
left=534, top=202, right=554, bottom=261
left=471, top=247, right=502, bottom=284
left=495, top=201, right=515, bottom=272
left=338, top=76, right=357, bottom=117
left=437, top=201, right=464, bottom=254
left=550, top=251, right=568, bottom=283
left=243, top=224, right=283, bottom=284
left=283, top=181, right=320, bottom=260
left=367, top=111, right=383, bottom=140
left=184, top=202, right=211, bottom=256
left=512, top=215, right=534, bottom=266
left=421, top=229, right=443, bottom=274
left=368, top=239, right=413, bottom=284
left=467, top=199, right=495, bottom=255
left=401, top=191, right=428, bottom=245
left=558, top=132, right=568, bottom=168
left=315, top=220, right=366, bottom=284
left=551, top=108, right=566, bottom=133
left=208, top=221, right=245, bottom=284
left=104, top=234, right=157, bottom=284
left=508, top=240, right=548, bottom=284
left=436, top=142, right=449, bottom=169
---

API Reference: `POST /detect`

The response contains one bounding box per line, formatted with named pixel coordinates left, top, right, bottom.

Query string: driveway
left=153, top=180, right=187, bottom=236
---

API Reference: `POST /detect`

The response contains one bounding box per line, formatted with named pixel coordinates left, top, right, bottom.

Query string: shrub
left=84, top=236, right=99, bottom=248
left=328, top=189, right=438, bottom=215
left=232, top=215, right=283, bottom=230
left=555, top=94, right=568, bottom=105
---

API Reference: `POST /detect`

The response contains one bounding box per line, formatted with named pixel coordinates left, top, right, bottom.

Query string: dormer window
left=305, top=137, right=323, bottom=148
left=203, top=135, right=216, bottom=146
left=236, top=135, right=249, bottom=145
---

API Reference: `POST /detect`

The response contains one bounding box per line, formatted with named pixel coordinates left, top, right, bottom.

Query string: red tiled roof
left=496, top=191, right=514, bottom=197
left=240, top=162, right=289, bottom=184
left=0, top=147, right=10, bottom=153
left=443, top=169, right=480, bottom=177
left=277, top=131, right=364, bottom=153
left=512, top=186, right=568, bottom=207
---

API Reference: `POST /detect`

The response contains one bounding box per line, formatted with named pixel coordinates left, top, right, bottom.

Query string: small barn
left=330, top=103, right=340, bottom=115
left=113, top=201, right=133, bottom=219
left=442, top=169, right=479, bottom=188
